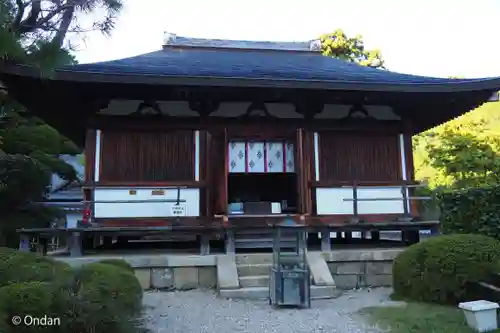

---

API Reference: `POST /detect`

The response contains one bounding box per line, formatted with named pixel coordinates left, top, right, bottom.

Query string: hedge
left=392, top=234, right=500, bottom=304
left=0, top=282, right=59, bottom=333
left=0, top=248, right=72, bottom=287
left=438, top=184, right=500, bottom=239
left=0, top=250, right=144, bottom=333
left=98, top=259, right=135, bottom=274
left=73, top=263, right=143, bottom=316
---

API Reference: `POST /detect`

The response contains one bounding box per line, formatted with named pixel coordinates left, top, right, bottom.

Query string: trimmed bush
left=0, top=249, right=72, bottom=287
left=393, top=234, right=500, bottom=304
left=98, top=259, right=135, bottom=273
left=438, top=184, right=500, bottom=239
left=74, top=263, right=143, bottom=316
left=0, top=282, right=60, bottom=332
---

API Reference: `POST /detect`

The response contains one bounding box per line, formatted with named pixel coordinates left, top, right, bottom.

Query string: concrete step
left=237, top=263, right=272, bottom=277
left=239, top=275, right=269, bottom=288
left=219, top=285, right=341, bottom=300
left=236, top=253, right=273, bottom=265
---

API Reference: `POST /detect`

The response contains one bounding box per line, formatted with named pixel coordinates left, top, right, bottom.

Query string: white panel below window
left=93, top=188, right=200, bottom=218
left=316, top=187, right=405, bottom=215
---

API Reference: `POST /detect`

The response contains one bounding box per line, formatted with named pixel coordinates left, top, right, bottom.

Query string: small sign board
left=171, top=204, right=187, bottom=217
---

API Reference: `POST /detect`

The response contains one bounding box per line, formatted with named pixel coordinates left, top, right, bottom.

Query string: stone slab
left=55, top=254, right=216, bottom=268
left=173, top=267, right=198, bottom=290
left=151, top=268, right=174, bottom=289
left=321, top=249, right=403, bottom=262
left=329, top=262, right=365, bottom=275
left=217, top=255, right=240, bottom=290
left=366, top=262, right=393, bottom=275
left=134, top=268, right=152, bottom=290
left=307, top=252, right=336, bottom=286
left=333, top=274, right=361, bottom=289
left=198, top=267, right=217, bottom=289
left=365, top=274, right=393, bottom=287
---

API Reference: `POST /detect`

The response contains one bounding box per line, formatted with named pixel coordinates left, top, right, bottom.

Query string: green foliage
left=73, top=263, right=143, bottom=316
left=0, top=250, right=143, bottom=333
left=363, top=302, right=490, bottom=333
left=0, top=282, right=57, bottom=332
left=0, top=0, right=124, bottom=248
left=98, top=259, right=136, bottom=273
left=392, top=234, right=500, bottom=304
left=320, top=29, right=385, bottom=68
left=414, top=100, right=500, bottom=189
left=438, top=185, right=500, bottom=239
left=0, top=249, right=72, bottom=287
left=0, top=153, right=51, bottom=207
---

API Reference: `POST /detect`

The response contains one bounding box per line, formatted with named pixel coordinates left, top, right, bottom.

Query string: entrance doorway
left=226, top=140, right=297, bottom=215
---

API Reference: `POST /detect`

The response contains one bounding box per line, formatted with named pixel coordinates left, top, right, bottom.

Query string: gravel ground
left=141, top=288, right=402, bottom=333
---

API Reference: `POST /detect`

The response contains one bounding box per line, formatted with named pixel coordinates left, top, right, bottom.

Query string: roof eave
left=3, top=63, right=500, bottom=94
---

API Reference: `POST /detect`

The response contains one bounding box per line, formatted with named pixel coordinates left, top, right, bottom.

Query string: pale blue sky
left=73, top=0, right=500, bottom=78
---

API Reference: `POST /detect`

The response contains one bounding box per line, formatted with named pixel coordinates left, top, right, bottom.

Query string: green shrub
left=51, top=262, right=143, bottom=333
left=438, top=185, right=500, bottom=239
left=0, top=250, right=71, bottom=285
left=74, top=263, right=143, bottom=316
left=0, top=282, right=60, bottom=333
left=393, top=234, right=500, bottom=304
left=0, top=254, right=143, bottom=333
left=0, top=249, right=72, bottom=287
left=98, top=259, right=135, bottom=273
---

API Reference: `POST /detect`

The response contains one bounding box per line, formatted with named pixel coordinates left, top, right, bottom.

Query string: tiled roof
left=55, top=35, right=500, bottom=92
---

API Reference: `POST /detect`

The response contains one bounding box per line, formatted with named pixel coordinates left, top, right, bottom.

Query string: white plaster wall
left=93, top=188, right=200, bottom=218
left=316, top=187, right=405, bottom=215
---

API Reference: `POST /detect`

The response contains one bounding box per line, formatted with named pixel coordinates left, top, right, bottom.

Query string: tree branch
left=10, top=0, right=27, bottom=33
left=53, top=3, right=75, bottom=48
left=18, top=0, right=42, bottom=34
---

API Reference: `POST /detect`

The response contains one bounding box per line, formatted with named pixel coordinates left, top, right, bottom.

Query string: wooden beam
left=88, top=115, right=404, bottom=132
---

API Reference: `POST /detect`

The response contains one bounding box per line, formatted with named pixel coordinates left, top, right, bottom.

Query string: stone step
left=239, top=275, right=269, bottom=288
left=236, top=253, right=273, bottom=265
left=237, top=264, right=272, bottom=277
left=219, top=285, right=341, bottom=300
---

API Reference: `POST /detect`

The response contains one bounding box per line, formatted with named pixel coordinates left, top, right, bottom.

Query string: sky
left=73, top=0, right=500, bottom=78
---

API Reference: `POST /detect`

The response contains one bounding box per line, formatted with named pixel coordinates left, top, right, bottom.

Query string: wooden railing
left=341, top=181, right=433, bottom=221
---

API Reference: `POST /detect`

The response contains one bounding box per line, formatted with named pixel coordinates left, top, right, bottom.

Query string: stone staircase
left=219, top=253, right=340, bottom=300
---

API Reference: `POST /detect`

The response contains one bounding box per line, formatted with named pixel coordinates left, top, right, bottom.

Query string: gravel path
left=141, top=288, right=401, bottom=333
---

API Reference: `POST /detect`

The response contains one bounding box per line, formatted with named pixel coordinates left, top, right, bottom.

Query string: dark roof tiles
left=54, top=35, right=500, bottom=92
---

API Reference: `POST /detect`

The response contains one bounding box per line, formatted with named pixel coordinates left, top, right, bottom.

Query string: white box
left=458, top=300, right=500, bottom=332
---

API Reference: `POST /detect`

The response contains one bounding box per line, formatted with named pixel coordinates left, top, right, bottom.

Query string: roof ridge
left=162, top=32, right=322, bottom=52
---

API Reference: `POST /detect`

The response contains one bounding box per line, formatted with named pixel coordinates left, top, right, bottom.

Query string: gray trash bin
left=269, top=217, right=311, bottom=308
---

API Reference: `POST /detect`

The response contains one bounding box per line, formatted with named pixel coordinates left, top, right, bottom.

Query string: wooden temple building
left=2, top=33, right=500, bottom=255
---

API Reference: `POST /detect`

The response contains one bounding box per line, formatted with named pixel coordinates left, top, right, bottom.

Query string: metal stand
left=269, top=218, right=311, bottom=308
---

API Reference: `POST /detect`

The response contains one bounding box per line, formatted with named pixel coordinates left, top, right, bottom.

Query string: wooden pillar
left=68, top=232, right=83, bottom=257
left=225, top=229, right=235, bottom=254
left=200, top=234, right=210, bottom=255
left=321, top=228, right=331, bottom=252
left=36, top=236, right=48, bottom=255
